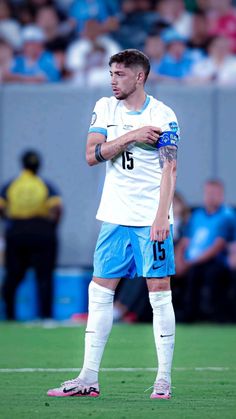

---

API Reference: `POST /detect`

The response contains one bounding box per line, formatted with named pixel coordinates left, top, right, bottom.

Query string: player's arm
left=86, top=132, right=133, bottom=166
left=86, top=127, right=161, bottom=166
left=151, top=145, right=177, bottom=242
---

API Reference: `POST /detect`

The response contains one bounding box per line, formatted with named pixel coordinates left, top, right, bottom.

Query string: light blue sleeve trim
left=88, top=127, right=107, bottom=137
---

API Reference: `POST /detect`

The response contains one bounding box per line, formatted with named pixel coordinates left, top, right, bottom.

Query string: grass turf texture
left=0, top=323, right=235, bottom=419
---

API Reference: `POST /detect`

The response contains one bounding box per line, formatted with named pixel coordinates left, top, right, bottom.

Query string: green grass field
left=0, top=322, right=235, bottom=419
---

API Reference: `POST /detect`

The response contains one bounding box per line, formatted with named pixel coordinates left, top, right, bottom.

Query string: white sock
left=149, top=290, right=175, bottom=384
left=79, top=281, right=114, bottom=384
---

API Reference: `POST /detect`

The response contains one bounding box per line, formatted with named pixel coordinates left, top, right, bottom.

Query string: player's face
left=110, top=62, right=142, bottom=100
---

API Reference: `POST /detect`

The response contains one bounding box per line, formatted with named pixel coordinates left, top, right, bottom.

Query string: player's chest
left=106, top=109, right=164, bottom=142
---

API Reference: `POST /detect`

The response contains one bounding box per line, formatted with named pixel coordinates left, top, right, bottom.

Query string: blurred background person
left=157, top=28, right=203, bottom=82
left=155, top=0, right=194, bottom=39
left=189, top=35, right=236, bottom=84
left=187, top=9, right=210, bottom=53
left=206, top=0, right=236, bottom=53
left=0, top=0, right=22, bottom=51
left=0, top=37, right=14, bottom=82
left=4, top=24, right=61, bottom=83
left=173, top=191, right=191, bottom=245
left=0, top=150, right=63, bottom=320
left=143, top=32, right=166, bottom=81
left=68, top=0, right=119, bottom=37
left=65, top=20, right=120, bottom=86
left=171, top=191, right=191, bottom=322
left=175, top=179, right=235, bottom=323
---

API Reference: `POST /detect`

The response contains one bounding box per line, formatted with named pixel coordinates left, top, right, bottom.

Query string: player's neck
left=123, top=90, right=147, bottom=112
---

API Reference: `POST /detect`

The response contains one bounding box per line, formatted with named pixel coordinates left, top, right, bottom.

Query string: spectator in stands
left=35, top=5, right=75, bottom=52
left=143, top=32, right=165, bottom=81
left=207, top=0, right=236, bottom=53
left=65, top=22, right=120, bottom=86
left=171, top=191, right=191, bottom=322
left=187, top=10, right=209, bottom=53
left=175, top=179, right=235, bottom=323
left=155, top=0, right=194, bottom=39
left=112, top=0, right=164, bottom=50
left=35, top=5, right=75, bottom=77
left=173, top=191, right=191, bottom=245
left=0, top=38, right=14, bottom=82
left=190, top=35, right=236, bottom=84
left=12, top=2, right=35, bottom=27
left=157, top=28, right=202, bottom=81
left=4, top=24, right=61, bottom=83
left=0, top=150, right=63, bottom=320
left=69, top=0, right=119, bottom=36
left=0, top=0, right=22, bottom=50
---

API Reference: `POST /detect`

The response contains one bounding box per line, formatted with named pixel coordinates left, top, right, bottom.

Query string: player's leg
left=147, top=276, right=175, bottom=399
left=132, top=226, right=175, bottom=399
left=47, top=223, right=135, bottom=397
left=78, top=276, right=120, bottom=386
left=47, top=280, right=120, bottom=398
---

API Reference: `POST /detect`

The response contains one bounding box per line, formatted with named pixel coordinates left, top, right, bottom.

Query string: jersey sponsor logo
left=107, top=124, right=118, bottom=127
left=123, top=124, right=133, bottom=130
left=90, top=112, right=97, bottom=126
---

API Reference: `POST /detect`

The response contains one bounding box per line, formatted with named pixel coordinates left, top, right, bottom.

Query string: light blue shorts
left=93, top=222, right=175, bottom=279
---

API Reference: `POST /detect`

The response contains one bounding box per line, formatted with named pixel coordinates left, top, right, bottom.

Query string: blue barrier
left=52, top=268, right=92, bottom=320
left=15, top=270, right=38, bottom=321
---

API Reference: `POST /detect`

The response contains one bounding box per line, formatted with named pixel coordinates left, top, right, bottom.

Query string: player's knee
left=89, top=281, right=115, bottom=306
left=149, top=290, right=172, bottom=310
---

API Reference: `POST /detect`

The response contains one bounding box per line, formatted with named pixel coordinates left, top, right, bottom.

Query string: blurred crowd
left=1, top=0, right=236, bottom=85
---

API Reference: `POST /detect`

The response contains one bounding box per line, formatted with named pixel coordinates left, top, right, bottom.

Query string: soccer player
left=48, top=49, right=180, bottom=399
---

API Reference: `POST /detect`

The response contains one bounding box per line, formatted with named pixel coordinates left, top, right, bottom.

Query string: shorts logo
left=90, top=112, right=97, bottom=126
left=152, top=263, right=165, bottom=270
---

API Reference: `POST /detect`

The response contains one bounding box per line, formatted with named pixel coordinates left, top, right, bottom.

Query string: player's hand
left=132, top=126, right=162, bottom=146
left=151, top=216, right=170, bottom=242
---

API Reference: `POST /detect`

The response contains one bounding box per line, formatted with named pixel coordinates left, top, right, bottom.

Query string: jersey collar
left=125, top=95, right=150, bottom=115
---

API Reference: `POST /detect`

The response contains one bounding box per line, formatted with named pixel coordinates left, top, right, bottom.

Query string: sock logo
left=160, top=334, right=174, bottom=338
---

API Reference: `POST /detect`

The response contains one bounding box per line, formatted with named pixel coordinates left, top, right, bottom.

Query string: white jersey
left=88, top=95, right=180, bottom=226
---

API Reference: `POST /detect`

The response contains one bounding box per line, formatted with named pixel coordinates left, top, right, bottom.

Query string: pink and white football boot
left=47, top=377, right=100, bottom=397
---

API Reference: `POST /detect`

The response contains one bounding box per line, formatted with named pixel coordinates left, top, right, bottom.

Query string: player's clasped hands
left=133, top=126, right=162, bottom=145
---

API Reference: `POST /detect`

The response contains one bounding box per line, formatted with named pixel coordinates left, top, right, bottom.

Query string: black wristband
left=95, top=144, right=106, bottom=163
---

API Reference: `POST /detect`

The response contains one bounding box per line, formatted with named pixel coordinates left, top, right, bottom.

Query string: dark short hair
left=109, top=49, right=150, bottom=82
left=21, top=150, right=41, bottom=173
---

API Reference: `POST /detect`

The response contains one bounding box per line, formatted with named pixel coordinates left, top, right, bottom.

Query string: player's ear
left=137, top=71, right=145, bottom=83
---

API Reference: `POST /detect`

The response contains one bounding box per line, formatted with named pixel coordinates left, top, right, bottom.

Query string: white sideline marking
left=0, top=367, right=230, bottom=373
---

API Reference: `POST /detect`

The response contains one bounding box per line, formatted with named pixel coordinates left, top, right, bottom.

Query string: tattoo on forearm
left=158, top=146, right=177, bottom=169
